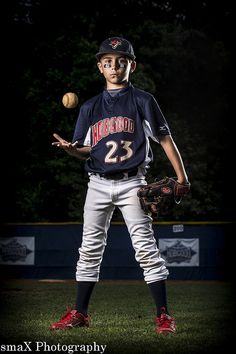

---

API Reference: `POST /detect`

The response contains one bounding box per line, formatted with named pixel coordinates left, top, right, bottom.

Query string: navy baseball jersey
left=72, top=82, right=170, bottom=174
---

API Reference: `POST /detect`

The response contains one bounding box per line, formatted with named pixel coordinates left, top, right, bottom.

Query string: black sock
left=147, top=280, right=168, bottom=316
left=75, top=281, right=96, bottom=316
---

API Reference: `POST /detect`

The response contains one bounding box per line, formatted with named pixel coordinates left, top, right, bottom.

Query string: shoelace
left=158, top=314, right=172, bottom=326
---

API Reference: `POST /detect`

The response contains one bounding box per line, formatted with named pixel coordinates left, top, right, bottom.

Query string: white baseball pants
left=76, top=173, right=169, bottom=284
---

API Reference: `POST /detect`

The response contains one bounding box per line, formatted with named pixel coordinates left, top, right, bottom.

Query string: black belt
left=92, top=168, right=138, bottom=180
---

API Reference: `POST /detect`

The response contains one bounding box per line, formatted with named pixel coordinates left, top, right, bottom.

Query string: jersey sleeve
left=72, top=104, right=91, bottom=146
left=142, top=94, right=171, bottom=142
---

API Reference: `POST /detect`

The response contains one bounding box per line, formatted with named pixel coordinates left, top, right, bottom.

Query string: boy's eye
left=103, top=62, right=127, bottom=69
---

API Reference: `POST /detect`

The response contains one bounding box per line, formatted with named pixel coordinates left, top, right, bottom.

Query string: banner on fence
left=159, top=238, right=199, bottom=266
left=0, top=237, right=35, bottom=265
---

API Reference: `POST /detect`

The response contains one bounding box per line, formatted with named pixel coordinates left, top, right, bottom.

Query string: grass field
left=0, top=279, right=235, bottom=354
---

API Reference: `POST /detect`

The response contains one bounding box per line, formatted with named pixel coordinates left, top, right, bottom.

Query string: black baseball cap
left=96, top=37, right=136, bottom=61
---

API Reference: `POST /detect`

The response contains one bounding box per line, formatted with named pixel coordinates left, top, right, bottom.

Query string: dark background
left=3, top=0, right=233, bottom=223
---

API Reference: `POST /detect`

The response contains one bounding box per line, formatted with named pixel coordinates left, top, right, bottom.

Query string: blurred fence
left=0, top=222, right=233, bottom=280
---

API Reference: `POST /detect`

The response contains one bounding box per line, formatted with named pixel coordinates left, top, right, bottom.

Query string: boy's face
left=97, top=54, right=136, bottom=87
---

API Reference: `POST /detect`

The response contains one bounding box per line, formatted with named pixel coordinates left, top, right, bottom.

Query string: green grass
left=0, top=280, right=235, bottom=354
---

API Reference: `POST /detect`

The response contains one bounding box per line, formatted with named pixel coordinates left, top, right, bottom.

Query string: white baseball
left=62, top=92, right=79, bottom=109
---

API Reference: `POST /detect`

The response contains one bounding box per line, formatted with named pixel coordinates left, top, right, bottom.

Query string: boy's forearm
left=73, top=146, right=91, bottom=160
left=159, top=135, right=189, bottom=184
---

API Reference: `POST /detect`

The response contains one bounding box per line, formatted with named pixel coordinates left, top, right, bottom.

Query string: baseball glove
left=137, top=177, right=190, bottom=215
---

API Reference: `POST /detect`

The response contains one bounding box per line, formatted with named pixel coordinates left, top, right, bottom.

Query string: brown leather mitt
left=137, top=177, right=191, bottom=215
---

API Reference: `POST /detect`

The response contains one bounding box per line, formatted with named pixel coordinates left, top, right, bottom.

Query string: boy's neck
left=106, top=81, right=129, bottom=90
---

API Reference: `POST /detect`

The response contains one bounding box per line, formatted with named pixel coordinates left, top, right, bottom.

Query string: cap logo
left=109, top=39, right=122, bottom=49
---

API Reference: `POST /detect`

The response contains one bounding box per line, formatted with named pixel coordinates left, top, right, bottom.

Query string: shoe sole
left=50, top=322, right=90, bottom=330
left=156, top=329, right=176, bottom=335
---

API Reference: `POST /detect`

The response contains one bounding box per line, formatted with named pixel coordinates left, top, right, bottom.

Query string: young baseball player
left=51, top=37, right=189, bottom=334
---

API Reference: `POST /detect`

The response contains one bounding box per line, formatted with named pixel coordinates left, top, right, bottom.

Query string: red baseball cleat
left=50, top=307, right=90, bottom=330
left=155, top=307, right=176, bottom=335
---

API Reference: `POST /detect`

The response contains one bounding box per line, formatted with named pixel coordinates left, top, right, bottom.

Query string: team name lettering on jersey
left=92, top=116, right=134, bottom=146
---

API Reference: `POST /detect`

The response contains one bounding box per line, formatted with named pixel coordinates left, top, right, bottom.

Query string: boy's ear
left=130, top=61, right=136, bottom=73
left=97, top=62, right=103, bottom=74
